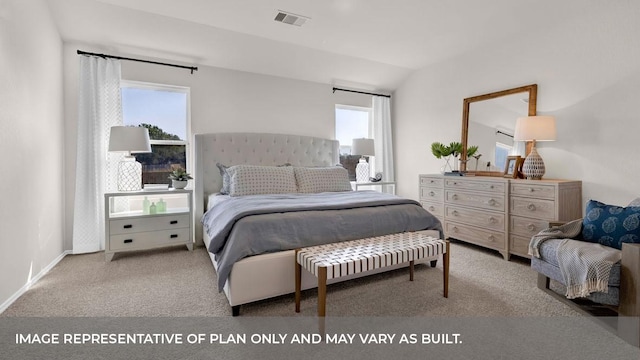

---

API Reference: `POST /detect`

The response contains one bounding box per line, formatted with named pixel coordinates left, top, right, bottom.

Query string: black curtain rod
left=332, top=87, right=391, bottom=98
left=496, top=130, right=513, bottom=138
left=77, top=50, right=198, bottom=74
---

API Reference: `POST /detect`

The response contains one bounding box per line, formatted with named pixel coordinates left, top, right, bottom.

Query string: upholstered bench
left=294, top=231, right=449, bottom=317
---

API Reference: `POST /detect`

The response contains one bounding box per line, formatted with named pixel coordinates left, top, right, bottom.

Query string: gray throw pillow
left=216, top=162, right=230, bottom=195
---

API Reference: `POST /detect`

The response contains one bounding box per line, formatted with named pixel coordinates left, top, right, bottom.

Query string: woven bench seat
left=294, top=231, right=449, bottom=317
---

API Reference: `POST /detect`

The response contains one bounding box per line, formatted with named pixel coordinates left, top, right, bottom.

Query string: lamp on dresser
left=108, top=126, right=151, bottom=191
left=352, top=138, right=375, bottom=183
left=513, top=116, right=556, bottom=180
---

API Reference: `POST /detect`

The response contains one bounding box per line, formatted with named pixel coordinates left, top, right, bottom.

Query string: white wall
left=0, top=0, right=64, bottom=309
left=62, top=43, right=372, bottom=249
left=394, top=1, right=640, bottom=209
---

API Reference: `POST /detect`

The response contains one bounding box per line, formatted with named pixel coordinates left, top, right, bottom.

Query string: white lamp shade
left=351, top=138, right=375, bottom=156
left=108, top=126, right=152, bottom=153
left=513, top=116, right=557, bottom=142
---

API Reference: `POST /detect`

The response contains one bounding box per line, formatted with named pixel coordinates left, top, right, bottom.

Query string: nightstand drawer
left=445, top=205, right=504, bottom=231
left=420, top=176, right=443, bottom=188
left=445, top=190, right=505, bottom=211
left=510, top=183, right=555, bottom=200
left=421, top=201, right=444, bottom=218
left=110, top=214, right=190, bottom=235
left=420, top=187, right=444, bottom=202
left=510, top=216, right=549, bottom=238
left=510, top=197, right=555, bottom=220
left=109, top=228, right=191, bottom=251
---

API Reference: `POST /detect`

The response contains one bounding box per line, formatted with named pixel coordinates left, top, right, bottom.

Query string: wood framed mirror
left=461, top=84, right=537, bottom=175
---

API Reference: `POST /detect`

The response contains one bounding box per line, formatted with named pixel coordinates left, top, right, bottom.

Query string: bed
left=194, top=133, right=443, bottom=315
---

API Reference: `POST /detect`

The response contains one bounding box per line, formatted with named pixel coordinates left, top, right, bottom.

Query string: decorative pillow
left=226, top=165, right=297, bottom=196
left=628, top=198, right=640, bottom=207
left=294, top=166, right=353, bottom=193
left=582, top=200, right=640, bottom=249
left=216, top=163, right=231, bottom=195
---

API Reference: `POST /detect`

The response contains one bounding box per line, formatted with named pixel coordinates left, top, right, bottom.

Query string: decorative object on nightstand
left=513, top=116, right=556, bottom=180
left=168, top=167, right=193, bottom=189
left=108, top=126, right=151, bottom=191
left=352, top=138, right=375, bottom=183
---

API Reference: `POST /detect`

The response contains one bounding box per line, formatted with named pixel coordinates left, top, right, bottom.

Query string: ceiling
left=46, top=0, right=584, bottom=92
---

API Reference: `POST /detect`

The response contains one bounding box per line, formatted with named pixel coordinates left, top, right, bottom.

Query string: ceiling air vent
left=274, top=10, right=310, bottom=27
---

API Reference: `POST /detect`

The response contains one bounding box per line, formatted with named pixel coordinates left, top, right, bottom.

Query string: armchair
left=530, top=199, right=640, bottom=347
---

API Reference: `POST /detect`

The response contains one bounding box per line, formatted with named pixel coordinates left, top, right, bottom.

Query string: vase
left=172, top=179, right=188, bottom=189
left=440, top=156, right=453, bottom=174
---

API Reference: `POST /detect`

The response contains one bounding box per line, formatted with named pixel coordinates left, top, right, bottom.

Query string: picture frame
left=503, top=156, right=522, bottom=179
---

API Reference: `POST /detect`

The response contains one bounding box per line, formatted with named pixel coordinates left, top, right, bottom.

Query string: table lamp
left=513, top=116, right=556, bottom=180
left=352, top=138, right=375, bottom=183
left=108, top=126, right=151, bottom=191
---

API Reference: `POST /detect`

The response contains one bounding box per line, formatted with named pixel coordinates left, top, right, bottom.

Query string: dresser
left=419, top=175, right=582, bottom=260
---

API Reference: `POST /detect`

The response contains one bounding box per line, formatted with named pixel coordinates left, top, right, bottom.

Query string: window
left=335, top=105, right=372, bottom=181
left=494, top=142, right=512, bottom=172
left=121, top=81, right=190, bottom=185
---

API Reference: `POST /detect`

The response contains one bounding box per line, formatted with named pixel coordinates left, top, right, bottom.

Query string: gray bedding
left=202, top=191, right=443, bottom=291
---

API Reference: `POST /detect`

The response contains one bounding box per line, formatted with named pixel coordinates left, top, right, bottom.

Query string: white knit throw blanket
left=528, top=218, right=621, bottom=299
left=556, top=239, right=621, bottom=299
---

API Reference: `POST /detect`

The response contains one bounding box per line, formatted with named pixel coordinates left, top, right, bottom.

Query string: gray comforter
left=202, top=191, right=443, bottom=291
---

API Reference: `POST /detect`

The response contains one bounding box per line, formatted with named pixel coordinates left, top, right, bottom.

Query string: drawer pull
left=123, top=239, right=133, bottom=244
left=489, top=185, right=494, bottom=189
left=488, top=199, right=496, bottom=206
left=489, top=217, right=497, bottom=224
left=488, top=235, right=496, bottom=241
left=123, top=224, right=133, bottom=229
left=170, top=220, right=178, bottom=224
left=527, top=224, right=536, bottom=231
left=452, top=226, right=459, bottom=233
left=529, top=188, right=535, bottom=192
left=452, top=194, right=458, bottom=200
left=452, top=210, right=459, bottom=216
left=170, top=234, right=178, bottom=238
left=430, top=180, right=434, bottom=183
left=527, top=203, right=536, bottom=211
left=428, top=206, right=435, bottom=211
left=429, top=191, right=435, bottom=196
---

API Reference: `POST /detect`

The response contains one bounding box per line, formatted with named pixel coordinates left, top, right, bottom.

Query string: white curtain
left=372, top=96, right=394, bottom=181
left=72, top=57, right=123, bottom=254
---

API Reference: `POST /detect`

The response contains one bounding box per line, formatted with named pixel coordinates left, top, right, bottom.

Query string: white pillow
left=628, top=198, right=640, bottom=207
left=294, top=166, right=353, bottom=193
left=226, top=165, right=297, bottom=196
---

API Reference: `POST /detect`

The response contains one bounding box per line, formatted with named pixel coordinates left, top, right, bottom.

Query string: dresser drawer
left=510, top=183, right=555, bottom=200
left=444, top=179, right=505, bottom=194
left=421, top=201, right=444, bottom=218
left=109, top=214, right=190, bottom=235
left=109, top=228, right=191, bottom=251
left=509, top=234, right=532, bottom=259
left=420, top=187, right=444, bottom=202
left=420, top=176, right=444, bottom=188
left=445, top=190, right=505, bottom=212
left=445, top=222, right=506, bottom=251
left=510, top=197, right=555, bottom=220
left=510, top=216, right=549, bottom=238
left=445, top=205, right=505, bottom=231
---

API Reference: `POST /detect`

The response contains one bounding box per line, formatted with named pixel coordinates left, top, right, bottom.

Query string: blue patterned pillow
left=582, top=200, right=640, bottom=249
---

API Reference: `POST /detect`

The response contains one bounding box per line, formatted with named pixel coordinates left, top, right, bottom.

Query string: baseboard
left=0, top=250, right=71, bottom=314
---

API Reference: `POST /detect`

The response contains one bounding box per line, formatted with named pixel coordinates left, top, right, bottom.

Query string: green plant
left=448, top=142, right=463, bottom=157
left=168, top=167, right=193, bottom=181
left=431, top=142, right=448, bottom=159
left=466, top=145, right=479, bottom=158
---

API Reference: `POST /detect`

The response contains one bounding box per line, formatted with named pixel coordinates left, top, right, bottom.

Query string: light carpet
left=1, top=241, right=580, bottom=317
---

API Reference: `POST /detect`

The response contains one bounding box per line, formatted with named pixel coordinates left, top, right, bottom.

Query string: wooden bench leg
left=409, top=260, right=415, bottom=281
left=295, top=249, right=301, bottom=313
left=318, top=266, right=327, bottom=317
left=443, top=241, right=450, bottom=298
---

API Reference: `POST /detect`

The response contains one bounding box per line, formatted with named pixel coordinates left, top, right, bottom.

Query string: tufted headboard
left=193, top=133, right=340, bottom=244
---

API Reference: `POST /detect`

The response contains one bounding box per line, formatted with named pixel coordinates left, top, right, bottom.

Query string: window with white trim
left=335, top=105, right=372, bottom=181
left=121, top=81, right=190, bottom=186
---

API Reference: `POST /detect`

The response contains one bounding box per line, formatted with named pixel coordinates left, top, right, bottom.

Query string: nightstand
left=351, top=181, right=396, bottom=195
left=104, top=189, right=193, bottom=261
